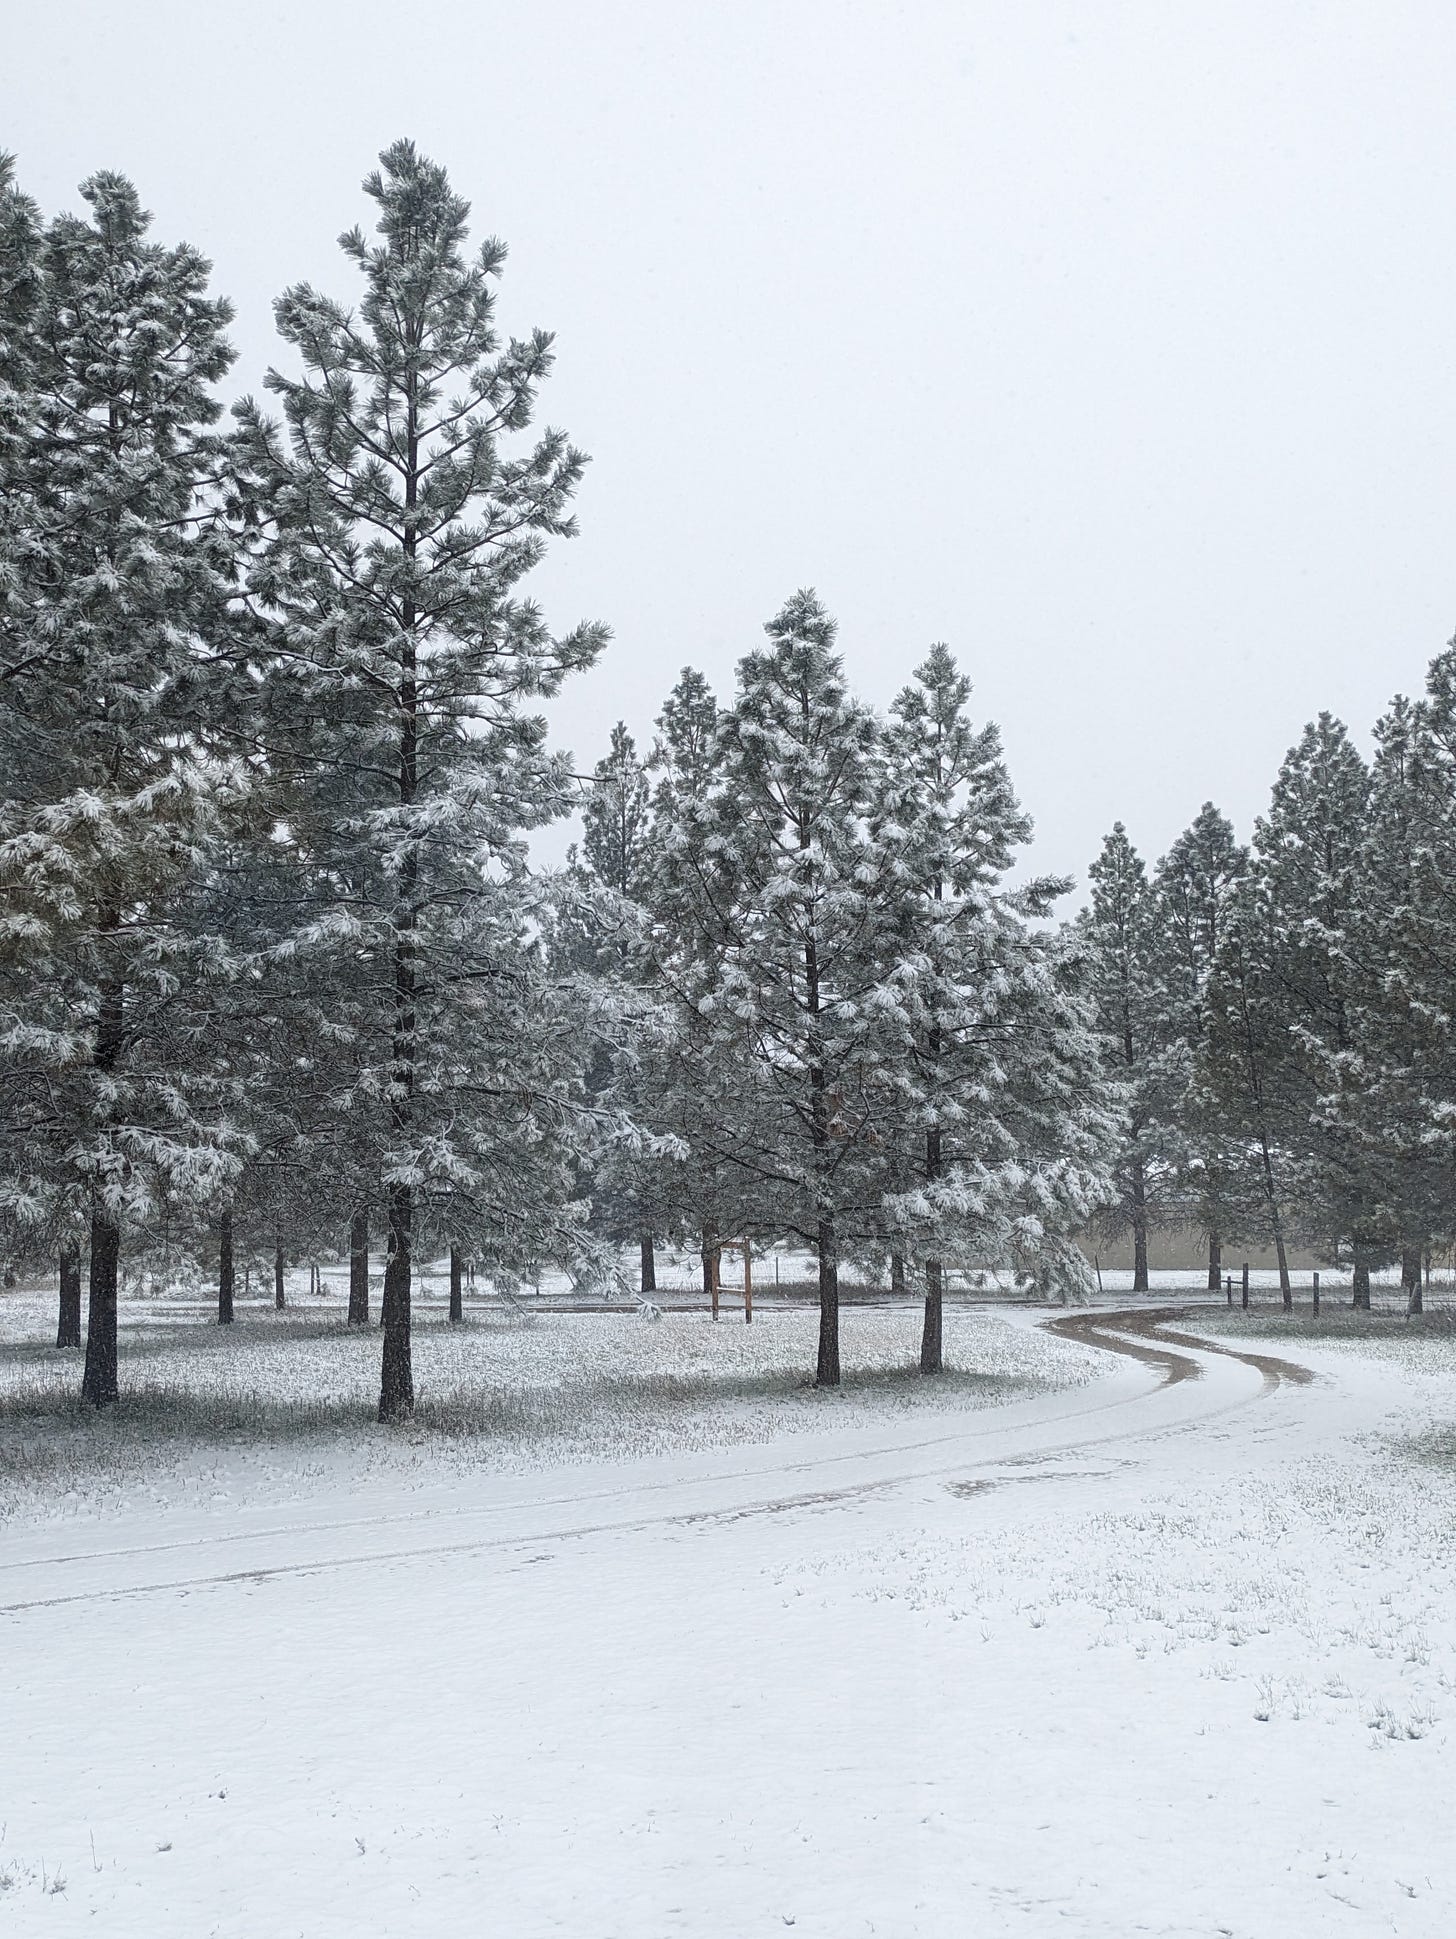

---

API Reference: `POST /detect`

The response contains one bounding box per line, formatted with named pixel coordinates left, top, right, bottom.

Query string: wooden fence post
left=743, top=1240, right=753, bottom=1325
left=1313, top=1270, right=1320, bottom=1316
left=1241, top=1263, right=1250, bottom=1310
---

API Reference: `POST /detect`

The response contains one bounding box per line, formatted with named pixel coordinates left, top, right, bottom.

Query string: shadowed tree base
left=378, top=1191, right=414, bottom=1422
left=56, top=1247, right=82, bottom=1348
left=218, top=1208, right=234, bottom=1325
left=816, top=1216, right=840, bottom=1387
left=920, top=1259, right=944, bottom=1374
left=80, top=1211, right=119, bottom=1406
left=348, top=1209, right=370, bottom=1326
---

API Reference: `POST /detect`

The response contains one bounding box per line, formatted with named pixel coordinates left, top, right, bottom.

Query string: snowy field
left=3, top=1288, right=1456, bottom=1936
left=0, top=1290, right=1097, bottom=1526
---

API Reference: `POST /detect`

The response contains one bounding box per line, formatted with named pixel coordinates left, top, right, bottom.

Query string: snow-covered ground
left=0, top=1292, right=1097, bottom=1526
left=3, top=1291, right=1456, bottom=1936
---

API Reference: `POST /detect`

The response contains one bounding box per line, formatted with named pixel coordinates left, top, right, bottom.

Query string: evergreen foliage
left=0, top=164, right=247, bottom=1402
left=233, top=142, right=609, bottom=1418
left=1078, top=826, right=1171, bottom=1290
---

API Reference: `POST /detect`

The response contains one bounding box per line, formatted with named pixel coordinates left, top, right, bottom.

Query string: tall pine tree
left=875, top=645, right=1113, bottom=1367
left=0, top=169, right=246, bottom=1403
left=235, top=142, right=607, bottom=1419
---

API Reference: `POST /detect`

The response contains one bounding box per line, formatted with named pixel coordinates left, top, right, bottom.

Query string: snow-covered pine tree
left=1251, top=715, right=1370, bottom=1303
left=564, top=721, right=674, bottom=1290
left=0, top=154, right=50, bottom=1298
left=1328, top=693, right=1433, bottom=1307
left=655, top=592, right=894, bottom=1384
left=874, top=645, right=1114, bottom=1368
left=582, top=723, right=651, bottom=900
left=1196, top=867, right=1309, bottom=1304
left=0, top=169, right=247, bottom=1403
left=1341, top=671, right=1456, bottom=1307
left=234, top=142, right=607, bottom=1419
left=1152, top=805, right=1248, bottom=1287
left=634, top=666, right=758, bottom=1298
left=1078, top=826, right=1174, bottom=1290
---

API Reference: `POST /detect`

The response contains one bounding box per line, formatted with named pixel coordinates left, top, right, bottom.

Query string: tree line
left=1078, top=688, right=1456, bottom=1313
left=3, top=140, right=1450, bottom=1422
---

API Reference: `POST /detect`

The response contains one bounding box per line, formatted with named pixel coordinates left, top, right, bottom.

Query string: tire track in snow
left=0, top=1307, right=1314, bottom=1615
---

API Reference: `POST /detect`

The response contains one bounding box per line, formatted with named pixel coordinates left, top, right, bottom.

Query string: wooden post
left=1241, top=1262, right=1249, bottom=1310
left=1312, top=1270, right=1320, bottom=1316
left=1225, top=1273, right=1233, bottom=1308
left=743, top=1239, right=753, bottom=1325
left=711, top=1247, right=720, bottom=1322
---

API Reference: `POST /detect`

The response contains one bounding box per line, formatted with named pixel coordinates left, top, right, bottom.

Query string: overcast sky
left=6, top=1, right=1455, bottom=890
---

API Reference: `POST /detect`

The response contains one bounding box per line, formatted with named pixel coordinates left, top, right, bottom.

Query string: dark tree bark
left=379, top=1184, right=414, bottom=1421
left=815, top=1214, right=840, bottom=1387
left=348, top=1209, right=369, bottom=1326
left=449, top=1244, right=463, bottom=1324
left=80, top=972, right=123, bottom=1402
left=920, top=1121, right=944, bottom=1372
left=218, top=1208, right=234, bottom=1325
left=56, top=1246, right=82, bottom=1349
left=890, top=1253, right=906, bottom=1296
left=920, top=1258, right=944, bottom=1375
left=639, top=1231, right=656, bottom=1294
left=1206, top=1232, right=1222, bottom=1293
left=1254, top=1133, right=1292, bottom=1309
left=80, top=1208, right=120, bottom=1407
left=1130, top=1158, right=1149, bottom=1292
left=1352, top=1243, right=1371, bottom=1311
left=1274, top=1232, right=1292, bottom=1311
left=273, top=1238, right=286, bottom=1309
left=1402, top=1243, right=1423, bottom=1316
left=700, top=1220, right=719, bottom=1302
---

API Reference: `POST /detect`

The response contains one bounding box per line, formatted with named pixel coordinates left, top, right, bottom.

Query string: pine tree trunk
left=274, top=1238, right=285, bottom=1310
left=377, top=327, right=420, bottom=1425
left=1131, top=1159, right=1149, bottom=1291
left=920, top=1258, right=944, bottom=1374
left=639, top=1231, right=656, bottom=1294
left=1275, top=1230, right=1292, bottom=1310
left=890, top=1252, right=907, bottom=1296
left=218, top=1208, right=234, bottom=1326
left=56, top=1246, right=82, bottom=1349
left=80, top=970, right=124, bottom=1402
left=80, top=1208, right=120, bottom=1407
left=816, top=1214, right=840, bottom=1387
left=1132, top=1224, right=1149, bottom=1291
left=919, top=1120, right=943, bottom=1372
left=449, top=1244, right=463, bottom=1324
left=379, top=1184, right=414, bottom=1421
left=1402, top=1242, right=1424, bottom=1316
left=1352, top=1244, right=1371, bottom=1310
left=348, top=1209, right=369, bottom=1326
left=1206, top=1232, right=1222, bottom=1293
left=1256, top=1133, right=1292, bottom=1308
left=701, top=1220, right=719, bottom=1302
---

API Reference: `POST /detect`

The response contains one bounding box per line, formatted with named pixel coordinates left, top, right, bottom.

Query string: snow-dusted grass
left=6, top=1309, right=1456, bottom=1933
left=0, top=1291, right=1099, bottom=1525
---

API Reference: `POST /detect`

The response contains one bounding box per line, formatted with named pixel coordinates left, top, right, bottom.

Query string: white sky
left=6, top=1, right=1455, bottom=889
